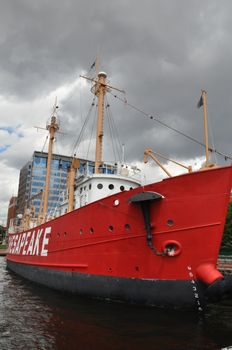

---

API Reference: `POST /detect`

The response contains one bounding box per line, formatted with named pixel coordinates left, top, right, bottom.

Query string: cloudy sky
left=0, top=0, right=232, bottom=223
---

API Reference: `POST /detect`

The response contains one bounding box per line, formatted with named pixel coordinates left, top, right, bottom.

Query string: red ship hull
left=6, top=165, right=232, bottom=308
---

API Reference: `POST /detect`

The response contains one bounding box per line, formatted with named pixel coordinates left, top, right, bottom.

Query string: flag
left=197, top=95, right=203, bottom=108
left=90, top=61, right=96, bottom=69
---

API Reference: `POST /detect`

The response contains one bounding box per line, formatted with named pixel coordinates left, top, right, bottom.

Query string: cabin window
left=120, top=186, right=125, bottom=191
left=89, top=184, right=92, bottom=190
left=90, top=227, right=94, bottom=234
left=97, top=183, right=103, bottom=189
left=80, top=187, right=83, bottom=194
left=108, top=225, right=113, bottom=232
left=125, top=224, right=130, bottom=231
left=109, top=184, right=114, bottom=190
left=80, top=229, right=83, bottom=235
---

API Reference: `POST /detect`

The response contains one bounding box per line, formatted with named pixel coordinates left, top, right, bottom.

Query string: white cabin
left=58, top=165, right=141, bottom=215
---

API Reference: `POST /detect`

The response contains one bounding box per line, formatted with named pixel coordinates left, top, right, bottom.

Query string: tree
left=0, top=225, right=6, bottom=243
left=221, top=202, right=232, bottom=249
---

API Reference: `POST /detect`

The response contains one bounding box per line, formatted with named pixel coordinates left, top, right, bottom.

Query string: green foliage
left=222, top=202, right=232, bottom=249
left=0, top=226, right=6, bottom=244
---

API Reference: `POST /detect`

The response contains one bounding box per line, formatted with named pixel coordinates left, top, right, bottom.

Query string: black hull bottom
left=7, top=261, right=207, bottom=309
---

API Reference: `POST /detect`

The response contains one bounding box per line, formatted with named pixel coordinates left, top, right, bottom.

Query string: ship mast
left=94, top=72, right=107, bottom=174
left=201, top=90, right=210, bottom=167
left=198, top=90, right=215, bottom=168
left=40, top=100, right=59, bottom=223
left=80, top=68, right=125, bottom=174
left=67, top=158, right=80, bottom=212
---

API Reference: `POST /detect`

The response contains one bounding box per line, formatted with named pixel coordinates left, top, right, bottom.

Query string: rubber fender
left=196, top=263, right=223, bottom=285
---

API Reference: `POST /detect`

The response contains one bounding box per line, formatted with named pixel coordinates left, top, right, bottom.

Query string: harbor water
left=1, top=257, right=232, bottom=350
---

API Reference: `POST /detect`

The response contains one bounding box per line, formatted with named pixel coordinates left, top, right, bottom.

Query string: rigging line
left=107, top=106, right=122, bottom=162
left=48, top=171, right=64, bottom=218
left=71, top=96, right=96, bottom=156
left=54, top=132, right=61, bottom=158
left=41, top=134, right=49, bottom=153
left=79, top=76, right=83, bottom=125
left=110, top=109, right=124, bottom=160
left=207, top=107, right=217, bottom=164
left=109, top=91, right=232, bottom=161
left=105, top=95, right=123, bottom=159
left=86, top=103, right=97, bottom=160
left=105, top=102, right=117, bottom=163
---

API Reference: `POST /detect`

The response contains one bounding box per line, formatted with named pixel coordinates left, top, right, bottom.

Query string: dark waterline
left=1, top=257, right=232, bottom=350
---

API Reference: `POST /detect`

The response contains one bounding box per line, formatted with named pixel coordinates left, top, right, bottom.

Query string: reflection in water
left=1, top=257, right=232, bottom=350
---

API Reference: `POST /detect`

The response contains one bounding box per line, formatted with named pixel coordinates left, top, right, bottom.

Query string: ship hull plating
left=7, top=260, right=206, bottom=308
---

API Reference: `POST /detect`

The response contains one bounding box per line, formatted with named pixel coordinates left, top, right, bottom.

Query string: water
left=1, top=257, right=232, bottom=350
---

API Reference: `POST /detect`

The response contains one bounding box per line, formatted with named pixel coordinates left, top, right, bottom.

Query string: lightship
left=7, top=68, right=232, bottom=309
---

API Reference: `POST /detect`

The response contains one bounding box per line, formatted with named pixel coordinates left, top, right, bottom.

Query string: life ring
left=162, top=240, right=182, bottom=257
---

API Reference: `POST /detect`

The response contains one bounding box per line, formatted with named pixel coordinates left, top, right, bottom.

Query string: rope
left=105, top=102, right=118, bottom=163
left=109, top=91, right=232, bottom=162
left=105, top=96, right=123, bottom=161
left=71, top=96, right=96, bottom=156
left=41, top=134, right=49, bottom=153
left=86, top=103, right=97, bottom=159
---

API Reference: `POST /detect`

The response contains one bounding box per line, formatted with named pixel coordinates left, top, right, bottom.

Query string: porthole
left=109, top=184, right=114, bottom=190
left=64, top=232, right=67, bottom=236
left=80, top=229, right=83, bottom=235
left=80, top=187, right=83, bottom=194
left=130, top=187, right=133, bottom=190
left=97, top=183, right=103, bottom=189
left=167, top=219, right=174, bottom=226
left=89, top=184, right=92, bottom=190
left=120, top=185, right=125, bottom=191
left=125, top=224, right=130, bottom=231
left=90, top=227, right=94, bottom=234
left=114, top=199, right=120, bottom=206
left=108, top=225, right=113, bottom=232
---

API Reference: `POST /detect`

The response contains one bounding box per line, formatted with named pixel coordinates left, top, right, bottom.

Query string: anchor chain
left=128, top=191, right=167, bottom=257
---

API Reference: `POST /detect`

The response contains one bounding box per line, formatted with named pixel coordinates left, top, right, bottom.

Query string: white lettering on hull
left=33, top=229, right=43, bottom=256
left=8, top=227, right=52, bottom=257
left=41, top=227, right=51, bottom=256
left=26, top=231, right=35, bottom=255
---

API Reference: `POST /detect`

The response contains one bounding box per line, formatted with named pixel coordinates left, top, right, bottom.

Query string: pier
left=218, top=256, right=232, bottom=275
left=0, top=249, right=7, bottom=256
